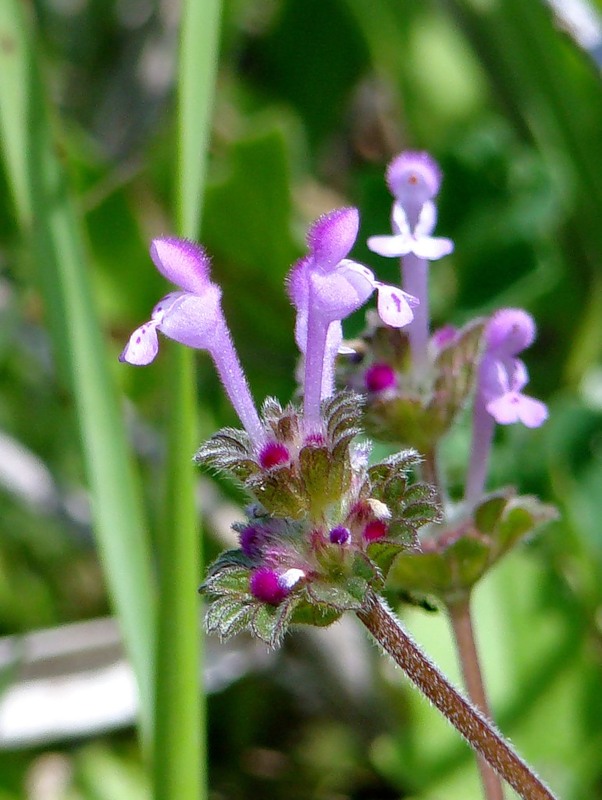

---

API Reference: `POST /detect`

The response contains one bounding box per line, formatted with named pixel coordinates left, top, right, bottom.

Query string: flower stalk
left=356, top=590, right=556, bottom=800
left=448, top=597, right=505, bottom=800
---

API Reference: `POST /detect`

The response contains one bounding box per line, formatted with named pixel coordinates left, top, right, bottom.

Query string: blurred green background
left=1, top=0, right=602, bottom=798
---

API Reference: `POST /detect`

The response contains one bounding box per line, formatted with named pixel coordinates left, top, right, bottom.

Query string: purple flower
left=367, top=200, right=453, bottom=261
left=465, top=308, right=547, bottom=504
left=480, top=309, right=547, bottom=428
left=366, top=152, right=453, bottom=378
left=287, top=207, right=416, bottom=426
left=120, top=238, right=221, bottom=364
left=480, top=356, right=548, bottom=428
left=364, top=363, right=397, bottom=393
left=329, top=526, right=351, bottom=545
left=259, top=442, right=291, bottom=470
left=249, top=567, right=305, bottom=605
left=120, top=237, right=265, bottom=447
left=367, top=152, right=453, bottom=262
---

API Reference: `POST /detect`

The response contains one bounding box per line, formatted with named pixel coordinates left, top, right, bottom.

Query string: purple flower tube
left=368, top=151, right=453, bottom=377
left=120, top=237, right=266, bottom=449
left=465, top=309, right=548, bottom=505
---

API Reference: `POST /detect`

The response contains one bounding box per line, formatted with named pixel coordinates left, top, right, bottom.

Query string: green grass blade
left=152, top=1, right=222, bottom=798
left=0, top=1, right=156, bottom=742
left=177, top=0, right=222, bottom=236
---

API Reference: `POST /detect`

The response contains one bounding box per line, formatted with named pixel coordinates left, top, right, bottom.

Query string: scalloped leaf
left=368, top=449, right=421, bottom=486
left=290, top=600, right=341, bottom=628
left=247, top=466, right=307, bottom=518
left=324, top=391, right=363, bottom=441
left=352, top=552, right=381, bottom=583
left=205, top=548, right=253, bottom=578
left=367, top=540, right=407, bottom=575
left=307, top=579, right=367, bottom=611
left=251, top=596, right=299, bottom=647
left=206, top=596, right=255, bottom=640
left=200, top=566, right=250, bottom=598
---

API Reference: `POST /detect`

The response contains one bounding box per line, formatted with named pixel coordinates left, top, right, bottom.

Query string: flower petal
left=156, top=286, right=224, bottom=350
left=309, top=260, right=374, bottom=323
left=516, top=395, right=548, bottom=428
left=414, top=200, right=437, bottom=238
left=412, top=235, right=454, bottom=260
left=321, top=321, right=343, bottom=397
left=376, top=284, right=417, bottom=327
left=307, top=207, right=359, bottom=269
left=119, top=321, right=159, bottom=365
left=479, top=356, right=509, bottom=401
left=367, top=234, right=412, bottom=258
left=486, top=308, right=536, bottom=355
left=486, top=391, right=547, bottom=427
left=150, top=237, right=212, bottom=294
left=391, top=202, right=411, bottom=236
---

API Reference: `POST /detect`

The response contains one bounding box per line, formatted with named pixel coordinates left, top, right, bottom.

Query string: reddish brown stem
left=448, top=598, right=505, bottom=800
left=356, top=591, right=556, bottom=800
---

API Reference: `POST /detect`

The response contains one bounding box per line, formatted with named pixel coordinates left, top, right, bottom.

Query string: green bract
left=388, top=491, right=557, bottom=605
left=197, top=391, right=440, bottom=647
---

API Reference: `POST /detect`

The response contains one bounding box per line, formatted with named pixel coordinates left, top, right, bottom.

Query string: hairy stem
left=448, top=598, right=505, bottom=800
left=401, top=252, right=429, bottom=377
left=356, top=591, right=556, bottom=800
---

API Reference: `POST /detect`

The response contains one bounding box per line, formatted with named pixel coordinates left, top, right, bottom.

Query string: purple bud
left=486, top=308, right=536, bottom=355
left=249, top=568, right=288, bottom=605
left=363, top=520, right=388, bottom=542
left=386, top=151, right=442, bottom=208
left=259, top=442, right=291, bottom=470
left=365, top=363, right=397, bottom=393
left=431, top=324, right=458, bottom=350
left=329, top=526, right=351, bottom=545
left=239, top=526, right=262, bottom=558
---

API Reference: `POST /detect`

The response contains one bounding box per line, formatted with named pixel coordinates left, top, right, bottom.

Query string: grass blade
left=152, top=1, right=222, bottom=798
left=0, top=2, right=156, bottom=741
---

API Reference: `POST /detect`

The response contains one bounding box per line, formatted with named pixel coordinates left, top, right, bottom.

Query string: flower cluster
left=121, top=151, right=553, bottom=639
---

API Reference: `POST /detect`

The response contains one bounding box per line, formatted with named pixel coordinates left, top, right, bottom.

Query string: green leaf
left=201, top=567, right=251, bottom=598
left=206, top=597, right=254, bottom=640
left=291, top=601, right=342, bottom=628
left=251, top=597, right=298, bottom=647
left=307, top=581, right=366, bottom=611
left=367, top=541, right=407, bottom=576
left=496, top=497, right=557, bottom=554
left=352, top=552, right=381, bottom=583
left=205, top=549, right=253, bottom=577
left=474, top=493, right=509, bottom=534
left=247, top=466, right=307, bottom=518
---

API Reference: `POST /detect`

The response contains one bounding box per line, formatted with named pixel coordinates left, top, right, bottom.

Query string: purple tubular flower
left=239, top=525, right=262, bottom=558
left=329, top=526, right=351, bottom=545
left=120, top=237, right=265, bottom=447
left=259, top=442, right=291, bottom=470
left=287, top=207, right=416, bottom=428
left=367, top=152, right=453, bottom=377
left=365, top=363, right=397, bottom=393
left=465, top=309, right=548, bottom=505
left=249, top=567, right=305, bottom=605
